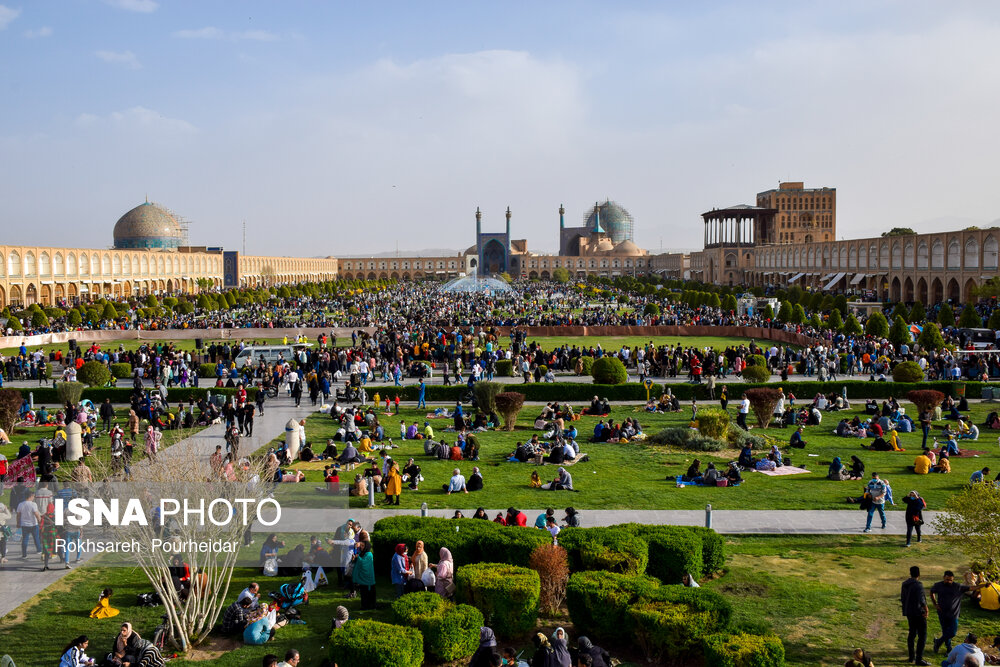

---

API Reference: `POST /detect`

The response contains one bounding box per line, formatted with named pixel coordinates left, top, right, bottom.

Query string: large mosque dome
left=583, top=200, right=634, bottom=245
left=113, top=201, right=185, bottom=249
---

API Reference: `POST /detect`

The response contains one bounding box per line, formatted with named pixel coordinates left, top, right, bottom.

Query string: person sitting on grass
left=444, top=468, right=467, bottom=494
left=908, top=449, right=932, bottom=475
left=467, top=467, right=484, bottom=492
left=789, top=425, right=806, bottom=449
left=543, top=467, right=576, bottom=491
left=530, top=470, right=542, bottom=488
left=828, top=457, right=851, bottom=481
left=941, top=632, right=985, bottom=667
left=932, top=451, right=952, bottom=473
left=89, top=588, right=119, bottom=619
left=703, top=462, right=721, bottom=485
left=738, top=445, right=755, bottom=470
left=844, top=648, right=874, bottom=667
left=726, top=462, right=743, bottom=485
left=60, top=635, right=95, bottom=667
left=682, top=459, right=704, bottom=483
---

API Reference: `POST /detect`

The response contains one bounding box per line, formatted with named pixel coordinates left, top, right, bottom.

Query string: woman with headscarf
left=768, top=445, right=783, bottom=467
left=127, top=409, right=139, bottom=441
left=575, top=636, right=611, bottom=667
left=144, top=425, right=161, bottom=463
left=353, top=531, right=377, bottom=609
left=108, top=622, right=163, bottom=667
left=467, top=466, right=484, bottom=492
left=40, top=501, right=61, bottom=571
left=411, top=540, right=428, bottom=580
left=384, top=460, right=402, bottom=506
left=469, top=627, right=498, bottom=667
left=330, top=605, right=349, bottom=632
left=849, top=455, right=865, bottom=480
left=827, top=456, right=850, bottom=481
left=531, top=633, right=554, bottom=667
left=432, top=547, right=454, bottom=599
left=391, top=543, right=412, bottom=598
left=551, top=627, right=571, bottom=667
left=681, top=573, right=700, bottom=587
left=328, top=519, right=356, bottom=588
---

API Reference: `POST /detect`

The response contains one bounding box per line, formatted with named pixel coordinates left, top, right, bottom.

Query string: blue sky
left=1, top=1, right=999, bottom=255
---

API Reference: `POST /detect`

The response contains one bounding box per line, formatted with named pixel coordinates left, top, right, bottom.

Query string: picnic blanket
left=542, top=453, right=589, bottom=466
left=673, top=475, right=740, bottom=487
left=756, top=465, right=811, bottom=477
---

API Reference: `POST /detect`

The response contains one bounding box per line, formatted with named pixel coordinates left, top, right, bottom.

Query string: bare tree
left=84, top=451, right=276, bottom=649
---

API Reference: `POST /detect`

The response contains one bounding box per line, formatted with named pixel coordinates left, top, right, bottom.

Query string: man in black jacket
left=99, top=398, right=115, bottom=432
left=901, top=565, right=930, bottom=665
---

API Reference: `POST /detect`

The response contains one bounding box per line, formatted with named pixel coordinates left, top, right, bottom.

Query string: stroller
left=269, top=578, right=308, bottom=618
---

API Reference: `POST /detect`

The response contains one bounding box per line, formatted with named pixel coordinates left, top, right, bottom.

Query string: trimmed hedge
left=199, top=363, right=218, bottom=378
left=385, top=380, right=978, bottom=404
left=629, top=525, right=703, bottom=583
left=109, top=363, right=133, bottom=379
left=423, top=604, right=484, bottom=661
left=495, top=359, right=514, bottom=377
left=455, top=562, right=540, bottom=637
left=328, top=619, right=423, bottom=667
left=29, top=386, right=256, bottom=405
left=688, top=526, right=726, bottom=575
left=391, top=593, right=483, bottom=661
left=592, top=357, right=628, bottom=384
left=371, top=516, right=550, bottom=576
left=556, top=527, right=649, bottom=576
left=77, top=360, right=111, bottom=387
left=703, top=633, right=785, bottom=667
left=567, top=571, right=732, bottom=662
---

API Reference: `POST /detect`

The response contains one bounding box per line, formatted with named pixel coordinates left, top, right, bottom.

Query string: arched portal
left=903, top=277, right=914, bottom=303
left=890, top=277, right=901, bottom=303
left=481, top=239, right=507, bottom=275
left=963, top=278, right=978, bottom=303
left=916, top=277, right=928, bottom=304
left=946, top=278, right=960, bottom=302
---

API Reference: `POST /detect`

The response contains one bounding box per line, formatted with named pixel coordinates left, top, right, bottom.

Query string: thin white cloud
left=24, top=26, right=52, bottom=38
left=102, top=0, right=158, bottom=13
left=74, top=106, right=196, bottom=134
left=95, top=50, right=142, bottom=70
left=172, top=26, right=279, bottom=41
left=0, top=4, right=20, bottom=30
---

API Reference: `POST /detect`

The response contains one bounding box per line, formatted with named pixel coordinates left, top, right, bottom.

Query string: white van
left=234, top=344, right=311, bottom=368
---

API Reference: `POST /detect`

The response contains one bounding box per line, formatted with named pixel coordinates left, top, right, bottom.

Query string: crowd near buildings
left=0, top=182, right=996, bottom=308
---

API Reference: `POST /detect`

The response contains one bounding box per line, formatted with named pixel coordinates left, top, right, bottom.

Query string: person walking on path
left=417, top=379, right=426, bottom=410
left=736, top=393, right=750, bottom=431
left=903, top=491, right=926, bottom=547
left=863, top=472, right=888, bottom=533
left=900, top=565, right=930, bottom=665
left=930, top=571, right=988, bottom=654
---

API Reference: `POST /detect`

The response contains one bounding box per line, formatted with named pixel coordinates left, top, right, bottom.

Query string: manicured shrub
left=472, top=381, right=503, bottom=414
left=688, top=526, right=727, bottom=574
left=703, top=633, right=785, bottom=667
left=494, top=391, right=526, bottom=431
left=591, top=357, right=628, bottom=384
left=747, top=354, right=767, bottom=368
left=557, top=527, right=649, bottom=576
left=906, top=389, right=945, bottom=413
left=495, top=359, right=514, bottom=377
left=76, top=360, right=111, bottom=388
left=422, top=604, right=483, bottom=661
left=647, top=427, right=724, bottom=452
left=328, top=619, right=423, bottom=667
left=530, top=544, right=569, bottom=615
left=628, top=525, right=703, bottom=583
left=892, top=361, right=924, bottom=383
left=579, top=356, right=594, bottom=376
left=392, top=592, right=450, bottom=627
left=109, top=363, right=133, bottom=379
left=745, top=388, right=781, bottom=428
left=56, top=381, right=85, bottom=406
left=630, top=587, right=733, bottom=663
left=696, top=407, right=730, bottom=439
left=455, top=563, right=540, bottom=637
left=566, top=571, right=661, bottom=639
left=740, top=364, right=770, bottom=383
left=198, top=363, right=217, bottom=378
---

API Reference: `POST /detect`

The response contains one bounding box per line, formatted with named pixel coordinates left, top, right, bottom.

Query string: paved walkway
left=257, top=507, right=941, bottom=536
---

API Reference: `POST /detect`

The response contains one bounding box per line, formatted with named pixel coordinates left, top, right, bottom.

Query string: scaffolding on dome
left=439, top=267, right=513, bottom=294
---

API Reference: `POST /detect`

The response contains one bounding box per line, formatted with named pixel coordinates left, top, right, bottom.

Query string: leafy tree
left=843, top=314, right=863, bottom=336
left=892, top=303, right=910, bottom=323
left=30, top=309, right=49, bottom=328
left=777, top=301, right=792, bottom=322
left=934, top=483, right=1000, bottom=581
left=791, top=304, right=806, bottom=324
left=145, top=294, right=159, bottom=308
left=277, top=286, right=292, bottom=298
left=881, top=227, right=916, bottom=237
left=988, top=309, right=1000, bottom=330
left=67, top=309, right=82, bottom=326
left=196, top=294, right=213, bottom=310
left=722, top=294, right=738, bottom=312
left=225, top=292, right=237, bottom=307
left=909, top=300, right=926, bottom=323
left=958, top=303, right=983, bottom=328
left=643, top=303, right=660, bottom=316
left=888, top=315, right=910, bottom=348
left=937, top=303, right=955, bottom=328
left=865, top=311, right=890, bottom=338
left=827, top=308, right=843, bottom=331
left=917, top=322, right=945, bottom=350
left=787, top=285, right=804, bottom=305
left=761, top=304, right=774, bottom=321
left=833, top=294, right=849, bottom=317
left=6, top=316, right=21, bottom=332
left=809, top=313, right=823, bottom=330
left=552, top=267, right=570, bottom=283
left=102, top=302, right=118, bottom=321
left=976, top=277, right=1000, bottom=299
left=709, top=293, right=722, bottom=309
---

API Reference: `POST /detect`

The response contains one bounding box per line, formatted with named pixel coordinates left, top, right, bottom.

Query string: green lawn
left=255, top=401, right=1000, bottom=512
left=2, top=534, right=995, bottom=667
left=1, top=337, right=290, bottom=358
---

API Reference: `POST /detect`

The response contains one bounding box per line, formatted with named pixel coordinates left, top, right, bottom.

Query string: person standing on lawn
left=903, top=491, right=926, bottom=547
left=930, top=571, right=988, bottom=654
left=863, top=472, right=888, bottom=533
left=900, top=565, right=931, bottom=665
left=737, top=392, right=750, bottom=431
